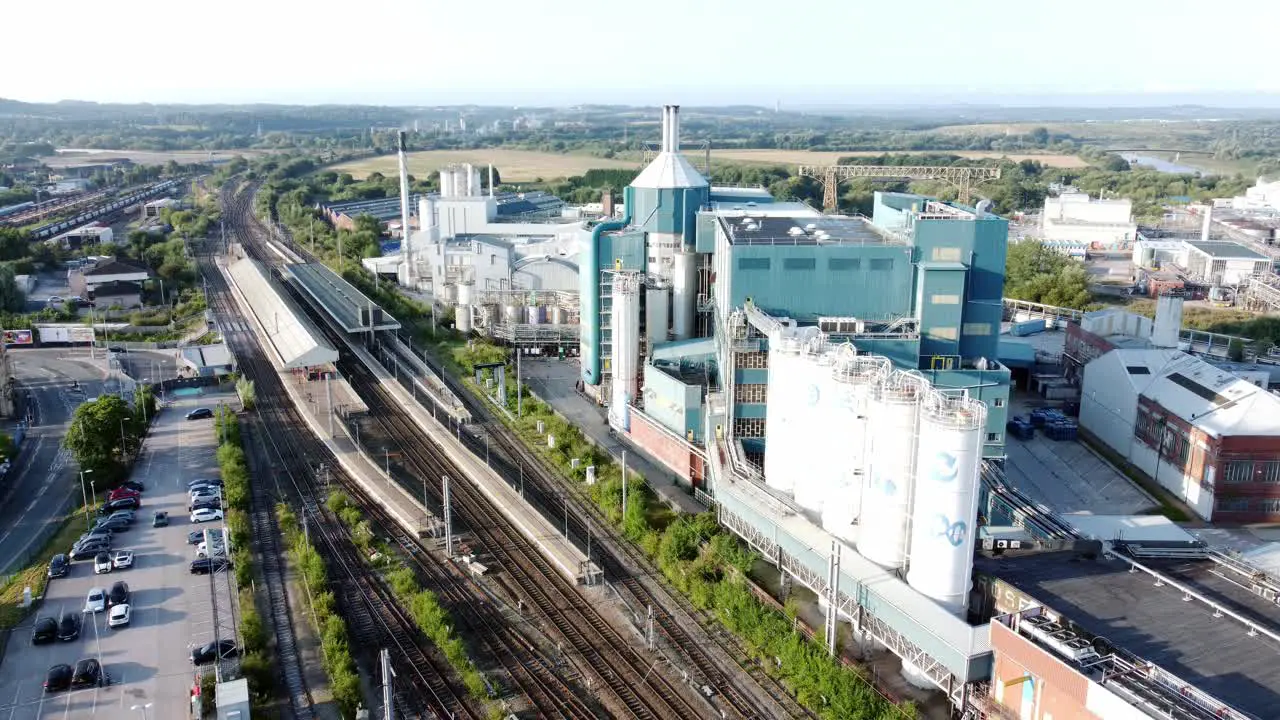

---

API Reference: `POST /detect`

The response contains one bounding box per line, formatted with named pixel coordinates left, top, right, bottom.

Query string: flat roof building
left=1041, top=193, right=1137, bottom=252
left=1182, top=240, right=1271, bottom=285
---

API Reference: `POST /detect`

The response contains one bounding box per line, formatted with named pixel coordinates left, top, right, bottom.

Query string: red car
left=108, top=488, right=140, bottom=501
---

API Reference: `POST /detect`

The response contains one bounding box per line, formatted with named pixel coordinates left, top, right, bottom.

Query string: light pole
left=131, top=703, right=153, bottom=720
left=90, top=479, right=97, bottom=509
left=89, top=610, right=103, bottom=676
left=119, top=417, right=131, bottom=459
left=79, top=469, right=95, bottom=528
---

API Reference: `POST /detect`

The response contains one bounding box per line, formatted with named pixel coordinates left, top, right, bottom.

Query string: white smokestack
left=1201, top=206, right=1213, bottom=243
left=671, top=105, right=680, bottom=153
left=1152, top=294, right=1184, bottom=349
left=397, top=131, right=412, bottom=282
left=466, top=163, right=475, bottom=196
left=488, top=164, right=494, bottom=197
left=661, top=105, right=672, bottom=153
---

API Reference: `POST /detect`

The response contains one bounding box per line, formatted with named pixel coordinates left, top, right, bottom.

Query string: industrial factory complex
left=359, top=107, right=1280, bottom=720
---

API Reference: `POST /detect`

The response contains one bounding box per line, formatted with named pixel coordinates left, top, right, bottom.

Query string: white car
left=190, top=508, right=224, bottom=524
left=196, top=540, right=229, bottom=559
left=107, top=603, right=131, bottom=628
left=93, top=553, right=112, bottom=575
left=112, top=550, right=134, bottom=570
left=83, top=587, right=106, bottom=614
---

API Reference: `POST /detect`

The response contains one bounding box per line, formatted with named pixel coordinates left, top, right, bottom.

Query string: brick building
left=1079, top=346, right=1280, bottom=521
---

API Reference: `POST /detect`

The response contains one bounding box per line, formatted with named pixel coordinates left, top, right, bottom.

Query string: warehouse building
left=1040, top=192, right=1137, bottom=252
left=1181, top=240, right=1271, bottom=285
left=1079, top=344, right=1280, bottom=521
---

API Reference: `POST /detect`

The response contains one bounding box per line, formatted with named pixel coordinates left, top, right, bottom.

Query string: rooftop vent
left=747, top=201, right=758, bottom=207
left=805, top=223, right=817, bottom=232
left=788, top=226, right=805, bottom=236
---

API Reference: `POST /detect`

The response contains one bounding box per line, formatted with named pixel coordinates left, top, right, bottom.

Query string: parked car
left=43, top=664, right=73, bottom=693
left=190, top=508, right=224, bottom=524
left=189, top=488, right=222, bottom=503
left=187, top=530, right=204, bottom=545
left=112, top=550, right=134, bottom=570
left=47, top=295, right=64, bottom=305
left=108, top=487, right=140, bottom=502
left=70, top=541, right=111, bottom=561
left=189, top=498, right=222, bottom=512
left=98, top=497, right=139, bottom=514
left=74, top=534, right=112, bottom=551
left=107, top=603, right=131, bottom=628
left=47, top=554, right=69, bottom=579
left=93, top=552, right=112, bottom=575
left=190, top=639, right=237, bottom=665
left=197, top=541, right=228, bottom=559
left=83, top=587, right=106, bottom=614
left=186, top=408, right=214, bottom=421
left=190, top=557, right=231, bottom=575
left=70, top=659, right=103, bottom=689
left=153, top=511, right=169, bottom=527
left=57, top=612, right=81, bottom=641
left=108, top=508, right=137, bottom=522
left=107, top=581, right=130, bottom=608
left=93, top=517, right=130, bottom=533
left=188, top=478, right=222, bottom=489
left=120, top=480, right=145, bottom=492
left=31, top=617, right=57, bottom=645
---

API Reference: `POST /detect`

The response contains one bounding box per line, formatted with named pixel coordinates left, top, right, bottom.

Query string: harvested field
left=47, top=148, right=270, bottom=167
left=333, top=149, right=637, bottom=182
left=704, top=148, right=1089, bottom=168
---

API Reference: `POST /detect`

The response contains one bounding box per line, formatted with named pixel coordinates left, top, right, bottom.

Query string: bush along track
left=448, top=340, right=916, bottom=720
left=324, top=491, right=493, bottom=709
left=276, top=502, right=364, bottom=716
left=213, top=409, right=275, bottom=707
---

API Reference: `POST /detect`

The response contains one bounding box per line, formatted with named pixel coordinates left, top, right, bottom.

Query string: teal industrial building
left=578, top=105, right=1018, bottom=709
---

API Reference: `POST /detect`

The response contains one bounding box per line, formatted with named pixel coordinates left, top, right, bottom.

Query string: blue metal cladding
left=580, top=187, right=633, bottom=385
left=912, top=215, right=1009, bottom=360
left=729, top=245, right=915, bottom=320
left=632, top=186, right=710, bottom=237
left=917, top=266, right=967, bottom=359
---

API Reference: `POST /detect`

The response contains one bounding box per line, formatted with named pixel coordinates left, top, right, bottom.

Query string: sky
left=4, top=0, right=1277, bottom=107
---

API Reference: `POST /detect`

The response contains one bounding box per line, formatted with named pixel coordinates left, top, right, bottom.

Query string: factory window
left=1216, top=497, right=1250, bottom=513
left=738, top=258, right=771, bottom=271
left=931, top=247, right=963, bottom=262
left=1259, top=498, right=1280, bottom=514
left=783, top=258, right=816, bottom=271
left=994, top=397, right=1006, bottom=408
left=927, top=326, right=958, bottom=341
left=869, top=258, right=894, bottom=271
left=1261, top=461, right=1280, bottom=484
left=737, top=384, right=767, bottom=403
left=962, top=323, right=992, bottom=336
left=490, top=254, right=496, bottom=265
left=829, top=258, right=861, bottom=271
left=987, top=432, right=1001, bottom=443
left=1224, top=461, right=1254, bottom=484
left=931, top=294, right=960, bottom=305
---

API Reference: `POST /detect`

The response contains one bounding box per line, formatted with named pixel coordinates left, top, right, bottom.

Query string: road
left=0, top=392, right=233, bottom=719
left=0, top=351, right=111, bottom=576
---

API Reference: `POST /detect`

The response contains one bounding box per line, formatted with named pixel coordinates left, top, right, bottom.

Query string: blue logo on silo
left=936, top=515, right=967, bottom=547
left=930, top=452, right=959, bottom=484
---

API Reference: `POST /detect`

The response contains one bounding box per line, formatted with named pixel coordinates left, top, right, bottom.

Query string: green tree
left=63, top=395, right=137, bottom=483
left=1003, top=241, right=1093, bottom=309
left=0, top=264, right=26, bottom=313
left=1227, top=338, right=1246, bottom=362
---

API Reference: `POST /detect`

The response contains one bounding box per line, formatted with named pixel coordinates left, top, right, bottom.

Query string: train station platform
left=285, top=262, right=400, bottom=333
left=224, top=257, right=340, bottom=370
left=379, top=336, right=470, bottom=424
left=348, top=340, right=600, bottom=585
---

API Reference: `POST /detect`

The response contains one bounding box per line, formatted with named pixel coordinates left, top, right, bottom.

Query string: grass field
left=46, top=149, right=271, bottom=167
left=334, top=149, right=637, bottom=182
left=700, top=148, right=1089, bottom=168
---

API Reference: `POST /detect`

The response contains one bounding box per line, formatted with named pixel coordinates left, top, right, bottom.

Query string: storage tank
left=821, top=353, right=892, bottom=541
left=645, top=283, right=671, bottom=346
left=549, top=306, right=566, bottom=325
left=503, top=304, right=523, bottom=325
left=763, top=327, right=823, bottom=495
left=672, top=251, right=698, bottom=340
left=857, top=372, right=923, bottom=571
left=610, top=274, right=641, bottom=430
left=456, top=282, right=474, bottom=306
left=455, top=305, right=473, bottom=333
left=793, top=349, right=838, bottom=515
left=437, top=284, right=456, bottom=304
left=479, top=304, right=497, bottom=328
left=905, top=392, right=985, bottom=615
left=526, top=305, right=545, bottom=324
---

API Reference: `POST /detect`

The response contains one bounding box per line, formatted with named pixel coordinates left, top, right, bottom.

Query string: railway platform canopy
left=286, top=262, right=401, bottom=333
left=227, top=257, right=339, bottom=370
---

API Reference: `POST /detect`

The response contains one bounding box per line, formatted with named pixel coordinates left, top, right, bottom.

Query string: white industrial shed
left=226, top=258, right=338, bottom=370
left=1080, top=347, right=1280, bottom=520
left=1183, top=240, right=1271, bottom=285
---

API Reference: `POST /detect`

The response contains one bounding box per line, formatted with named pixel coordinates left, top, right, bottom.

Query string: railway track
left=384, top=339, right=813, bottom=719
left=208, top=184, right=482, bottom=719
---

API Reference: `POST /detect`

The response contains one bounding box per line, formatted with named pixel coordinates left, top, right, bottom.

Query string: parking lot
left=0, top=392, right=234, bottom=719
left=1004, top=395, right=1156, bottom=516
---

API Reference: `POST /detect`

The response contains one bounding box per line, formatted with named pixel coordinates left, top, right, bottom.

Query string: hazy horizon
left=6, top=0, right=1274, bottom=108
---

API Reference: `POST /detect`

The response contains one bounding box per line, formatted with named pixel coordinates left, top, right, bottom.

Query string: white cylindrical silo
left=549, top=306, right=566, bottom=325
left=763, top=333, right=807, bottom=495
left=610, top=274, right=641, bottom=430
left=455, top=305, right=472, bottom=333
left=672, top=251, right=697, bottom=340
left=526, top=305, right=545, bottom=324
left=857, top=372, right=923, bottom=571
left=793, top=349, right=837, bottom=515
left=905, top=392, right=985, bottom=615
left=645, top=284, right=671, bottom=346
left=456, top=282, right=474, bottom=306
left=821, top=352, right=891, bottom=539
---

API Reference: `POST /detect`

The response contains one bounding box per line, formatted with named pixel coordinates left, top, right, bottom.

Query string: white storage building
left=1041, top=193, right=1137, bottom=250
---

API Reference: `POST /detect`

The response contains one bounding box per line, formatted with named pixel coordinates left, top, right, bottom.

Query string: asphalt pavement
left=0, top=392, right=231, bottom=719
left=0, top=351, right=112, bottom=576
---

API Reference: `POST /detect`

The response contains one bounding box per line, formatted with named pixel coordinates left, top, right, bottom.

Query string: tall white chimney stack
left=396, top=131, right=412, bottom=282
left=671, top=105, right=680, bottom=153
left=487, top=164, right=494, bottom=197
left=1201, top=206, right=1213, bottom=243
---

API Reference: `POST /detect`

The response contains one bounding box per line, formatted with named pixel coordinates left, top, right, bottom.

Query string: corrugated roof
left=1185, top=240, right=1268, bottom=260
left=630, top=152, right=708, bottom=189
left=227, top=258, right=338, bottom=370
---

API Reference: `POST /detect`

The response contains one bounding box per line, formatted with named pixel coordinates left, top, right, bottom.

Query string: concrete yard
left=1003, top=396, right=1156, bottom=516
left=0, top=392, right=233, bottom=719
